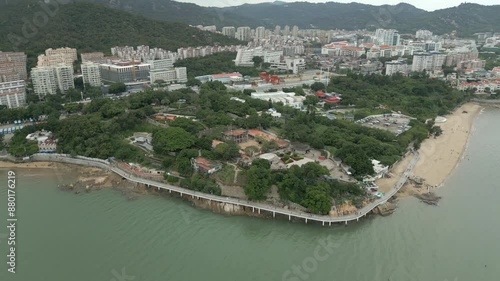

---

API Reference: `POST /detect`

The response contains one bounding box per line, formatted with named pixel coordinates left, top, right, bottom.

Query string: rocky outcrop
left=414, top=192, right=441, bottom=205
left=374, top=201, right=397, bottom=216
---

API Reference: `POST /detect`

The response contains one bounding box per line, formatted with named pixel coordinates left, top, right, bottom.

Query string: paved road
left=29, top=153, right=419, bottom=225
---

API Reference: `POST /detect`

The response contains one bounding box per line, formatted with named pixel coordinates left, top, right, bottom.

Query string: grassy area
left=214, top=164, right=236, bottom=185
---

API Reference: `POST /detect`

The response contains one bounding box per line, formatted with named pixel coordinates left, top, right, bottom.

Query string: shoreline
left=0, top=102, right=485, bottom=220
left=376, top=102, right=483, bottom=197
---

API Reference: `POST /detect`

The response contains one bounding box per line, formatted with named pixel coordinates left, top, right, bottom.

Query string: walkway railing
left=26, top=152, right=419, bottom=225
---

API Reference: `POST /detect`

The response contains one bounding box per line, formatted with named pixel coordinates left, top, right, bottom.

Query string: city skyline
left=178, top=0, right=499, bottom=11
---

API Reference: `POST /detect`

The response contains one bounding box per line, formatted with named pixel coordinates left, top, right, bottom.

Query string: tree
left=302, top=183, right=332, bottom=215
left=186, top=78, right=202, bottom=87
left=109, top=82, right=126, bottom=94
left=310, top=82, right=325, bottom=92
left=214, top=142, right=241, bottom=160
left=244, top=160, right=271, bottom=200
left=304, top=95, right=320, bottom=106
left=177, top=157, right=193, bottom=176
left=252, top=56, right=263, bottom=68
left=0, top=134, right=4, bottom=151
left=74, top=77, right=84, bottom=90
left=152, top=127, right=196, bottom=154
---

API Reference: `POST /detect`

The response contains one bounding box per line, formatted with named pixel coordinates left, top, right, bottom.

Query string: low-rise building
left=195, top=72, right=243, bottom=84
left=251, top=91, right=305, bottom=109
left=191, top=157, right=222, bottom=174
left=26, top=130, right=57, bottom=152
left=223, top=129, right=249, bottom=143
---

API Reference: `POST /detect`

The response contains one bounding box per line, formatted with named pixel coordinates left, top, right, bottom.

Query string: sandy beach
left=377, top=103, right=482, bottom=195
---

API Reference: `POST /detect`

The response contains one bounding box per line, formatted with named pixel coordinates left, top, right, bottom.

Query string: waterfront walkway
left=25, top=152, right=419, bottom=225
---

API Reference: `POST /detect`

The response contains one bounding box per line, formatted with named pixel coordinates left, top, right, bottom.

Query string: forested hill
left=0, top=1, right=242, bottom=59
left=220, top=2, right=500, bottom=36
left=56, top=0, right=500, bottom=36
left=72, top=0, right=262, bottom=28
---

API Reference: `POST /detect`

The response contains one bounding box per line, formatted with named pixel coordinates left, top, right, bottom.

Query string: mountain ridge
left=57, top=0, right=500, bottom=35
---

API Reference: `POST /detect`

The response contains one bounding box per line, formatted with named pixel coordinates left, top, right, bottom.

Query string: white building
left=292, top=26, right=299, bottom=38
left=270, top=58, right=306, bottom=74
left=148, top=58, right=187, bottom=84
left=256, top=26, right=266, bottom=39
left=31, top=64, right=74, bottom=96
left=385, top=60, right=409, bottom=76
left=53, top=65, right=75, bottom=93
left=234, top=47, right=282, bottom=67
left=236, top=27, right=251, bottom=41
left=81, top=62, right=101, bottom=87
left=150, top=59, right=174, bottom=70
left=251, top=91, right=305, bottom=109
left=222, top=26, right=236, bottom=38
left=0, top=80, right=26, bottom=108
left=375, top=29, right=400, bottom=46
left=412, top=51, right=446, bottom=72
left=31, top=67, right=57, bottom=96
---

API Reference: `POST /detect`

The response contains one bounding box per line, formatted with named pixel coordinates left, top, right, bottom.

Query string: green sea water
left=0, top=108, right=499, bottom=281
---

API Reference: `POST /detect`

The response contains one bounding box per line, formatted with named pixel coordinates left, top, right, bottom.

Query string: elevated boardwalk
left=25, top=153, right=419, bottom=225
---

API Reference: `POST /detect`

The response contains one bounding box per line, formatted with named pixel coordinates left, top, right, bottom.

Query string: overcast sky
left=177, top=0, right=498, bottom=11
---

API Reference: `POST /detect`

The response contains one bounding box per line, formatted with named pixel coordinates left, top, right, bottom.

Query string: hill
left=64, top=0, right=500, bottom=36
left=220, top=2, right=500, bottom=35
left=0, top=1, right=242, bottom=60
left=72, top=0, right=261, bottom=28
left=221, top=2, right=426, bottom=31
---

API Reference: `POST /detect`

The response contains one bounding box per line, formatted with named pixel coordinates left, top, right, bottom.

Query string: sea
left=0, top=108, right=499, bottom=281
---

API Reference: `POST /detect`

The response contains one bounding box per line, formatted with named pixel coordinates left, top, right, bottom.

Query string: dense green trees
left=0, top=1, right=240, bottom=57
left=329, top=73, right=469, bottom=120
left=214, top=142, right=241, bottom=160
left=174, top=52, right=261, bottom=78
left=180, top=174, right=222, bottom=195
left=109, top=82, right=126, bottom=94
left=244, top=159, right=272, bottom=200
left=168, top=118, right=204, bottom=134
left=7, top=129, right=38, bottom=157
left=310, top=82, right=326, bottom=92
left=152, top=127, right=196, bottom=154
left=302, top=183, right=332, bottom=215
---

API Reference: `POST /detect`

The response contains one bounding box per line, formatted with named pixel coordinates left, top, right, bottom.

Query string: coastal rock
left=375, top=202, right=397, bottom=216
left=414, top=192, right=441, bottom=206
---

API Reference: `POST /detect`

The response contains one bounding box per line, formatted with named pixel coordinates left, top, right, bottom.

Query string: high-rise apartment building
left=375, top=29, right=400, bottom=46
left=0, top=52, right=28, bottom=81
left=31, top=64, right=74, bottom=97
left=81, top=62, right=102, bottom=87
left=38, top=47, right=77, bottom=67
left=256, top=26, right=266, bottom=39
left=236, top=27, right=251, bottom=41
left=0, top=80, right=26, bottom=108
left=274, top=25, right=281, bottom=36
left=222, top=26, right=236, bottom=38
left=283, top=25, right=290, bottom=36
left=81, top=52, right=106, bottom=64
left=31, top=67, right=57, bottom=96
left=292, top=26, right=299, bottom=38
left=411, top=51, right=446, bottom=72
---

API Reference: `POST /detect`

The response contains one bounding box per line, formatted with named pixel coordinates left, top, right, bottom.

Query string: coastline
left=376, top=102, right=483, bottom=197
left=0, top=102, right=484, bottom=220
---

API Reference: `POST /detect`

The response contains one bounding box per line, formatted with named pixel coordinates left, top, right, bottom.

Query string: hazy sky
left=177, top=0, right=498, bottom=11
